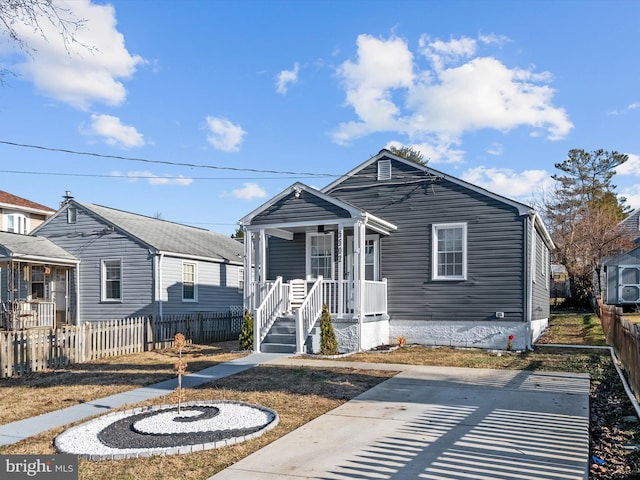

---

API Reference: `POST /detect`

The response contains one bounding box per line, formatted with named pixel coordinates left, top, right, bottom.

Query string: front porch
left=250, top=276, right=388, bottom=353
left=240, top=183, right=397, bottom=354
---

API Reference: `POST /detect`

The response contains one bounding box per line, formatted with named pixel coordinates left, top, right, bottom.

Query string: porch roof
left=239, top=182, right=397, bottom=235
left=0, top=231, right=79, bottom=266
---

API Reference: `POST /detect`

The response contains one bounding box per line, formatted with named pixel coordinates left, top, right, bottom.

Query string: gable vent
left=377, top=159, right=392, bottom=180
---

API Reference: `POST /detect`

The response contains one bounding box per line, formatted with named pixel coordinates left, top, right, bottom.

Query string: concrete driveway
left=210, top=358, right=590, bottom=480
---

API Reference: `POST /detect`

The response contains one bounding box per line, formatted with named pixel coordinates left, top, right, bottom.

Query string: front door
left=346, top=235, right=380, bottom=281
left=346, top=235, right=380, bottom=311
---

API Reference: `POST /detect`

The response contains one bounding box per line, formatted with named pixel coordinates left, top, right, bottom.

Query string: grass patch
left=0, top=341, right=247, bottom=425
left=1, top=312, right=638, bottom=479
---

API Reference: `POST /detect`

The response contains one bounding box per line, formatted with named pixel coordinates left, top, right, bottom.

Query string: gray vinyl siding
left=267, top=234, right=307, bottom=281
left=327, top=158, right=527, bottom=323
left=35, top=205, right=154, bottom=322
left=531, top=224, right=550, bottom=320
left=252, top=190, right=351, bottom=225
left=160, top=256, right=242, bottom=315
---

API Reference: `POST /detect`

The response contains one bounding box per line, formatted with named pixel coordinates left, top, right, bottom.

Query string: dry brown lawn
left=0, top=312, right=637, bottom=480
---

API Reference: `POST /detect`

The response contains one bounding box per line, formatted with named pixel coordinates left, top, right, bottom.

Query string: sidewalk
left=0, top=352, right=287, bottom=447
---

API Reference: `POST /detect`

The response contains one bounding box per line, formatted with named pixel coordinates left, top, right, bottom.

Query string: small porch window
left=102, top=259, right=122, bottom=301
left=182, top=262, right=197, bottom=301
left=432, top=223, right=467, bottom=280
left=31, top=266, right=46, bottom=299
left=306, top=232, right=334, bottom=280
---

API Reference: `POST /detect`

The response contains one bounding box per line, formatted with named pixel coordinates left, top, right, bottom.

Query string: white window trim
left=4, top=211, right=28, bottom=234
left=432, top=223, right=467, bottom=281
left=101, top=258, right=123, bottom=302
left=182, top=261, right=198, bottom=302
left=238, top=266, right=244, bottom=293
left=306, top=231, right=335, bottom=280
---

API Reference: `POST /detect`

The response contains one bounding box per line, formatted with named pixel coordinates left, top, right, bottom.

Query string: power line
left=0, top=169, right=329, bottom=180
left=0, top=140, right=338, bottom=177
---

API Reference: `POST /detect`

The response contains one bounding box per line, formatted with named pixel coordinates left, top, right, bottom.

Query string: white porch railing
left=363, top=279, right=387, bottom=315
left=296, top=277, right=323, bottom=354
left=1, top=301, right=55, bottom=330
left=253, top=277, right=285, bottom=352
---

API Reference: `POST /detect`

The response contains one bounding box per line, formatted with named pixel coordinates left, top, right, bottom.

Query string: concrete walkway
left=0, top=352, right=287, bottom=446
left=210, top=357, right=591, bottom=480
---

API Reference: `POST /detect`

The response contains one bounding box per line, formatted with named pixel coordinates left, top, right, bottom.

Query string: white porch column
left=243, top=228, right=252, bottom=311
left=259, top=229, right=267, bottom=284
left=337, top=224, right=344, bottom=317
left=354, top=219, right=365, bottom=351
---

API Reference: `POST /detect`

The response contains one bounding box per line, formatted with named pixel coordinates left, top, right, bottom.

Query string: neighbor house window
left=4, top=212, right=27, bottom=234
left=306, top=232, right=334, bottom=280
left=432, top=223, right=467, bottom=280
left=102, top=259, right=122, bottom=301
left=31, top=266, right=45, bottom=299
left=182, top=262, right=197, bottom=301
left=238, top=266, right=244, bottom=293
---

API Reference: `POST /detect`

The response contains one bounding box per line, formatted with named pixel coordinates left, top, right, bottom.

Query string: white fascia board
left=6, top=255, right=80, bottom=266
left=245, top=219, right=358, bottom=232
left=264, top=228, right=294, bottom=240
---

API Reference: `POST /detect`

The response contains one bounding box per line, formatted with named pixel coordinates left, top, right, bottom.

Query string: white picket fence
left=0, top=311, right=243, bottom=378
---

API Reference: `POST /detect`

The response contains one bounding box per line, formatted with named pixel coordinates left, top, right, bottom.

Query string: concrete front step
left=261, top=342, right=296, bottom=354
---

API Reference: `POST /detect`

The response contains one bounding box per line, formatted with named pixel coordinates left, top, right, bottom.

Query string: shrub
left=239, top=309, right=254, bottom=351
left=320, top=304, right=339, bottom=355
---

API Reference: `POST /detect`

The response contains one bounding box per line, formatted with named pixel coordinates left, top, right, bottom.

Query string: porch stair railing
left=254, top=276, right=285, bottom=352
left=295, top=276, right=324, bottom=354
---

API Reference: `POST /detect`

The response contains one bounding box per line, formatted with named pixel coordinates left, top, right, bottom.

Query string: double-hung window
left=432, top=223, right=467, bottom=280
left=306, top=232, right=334, bottom=280
left=102, top=259, right=122, bottom=301
left=31, top=266, right=46, bottom=299
left=182, top=262, right=197, bottom=301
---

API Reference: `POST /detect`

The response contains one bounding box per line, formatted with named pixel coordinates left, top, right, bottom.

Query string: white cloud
left=620, top=187, right=640, bottom=211
left=8, top=0, right=143, bottom=110
left=232, top=183, right=267, bottom=200
left=276, top=62, right=300, bottom=94
left=461, top=166, right=553, bottom=199
left=85, top=113, right=144, bottom=148
left=111, top=170, right=192, bottom=186
left=332, top=34, right=573, bottom=162
left=614, top=153, right=640, bottom=176
left=205, top=116, right=246, bottom=152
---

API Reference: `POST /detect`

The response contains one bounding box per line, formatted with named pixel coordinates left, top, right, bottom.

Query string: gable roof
left=0, top=191, right=56, bottom=215
left=48, top=202, right=243, bottom=265
left=239, top=182, right=397, bottom=235
left=322, top=148, right=555, bottom=248
left=0, top=231, right=79, bottom=265
left=323, top=149, right=536, bottom=215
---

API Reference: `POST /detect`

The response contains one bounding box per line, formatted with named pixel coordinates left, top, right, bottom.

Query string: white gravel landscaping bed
left=54, top=401, right=279, bottom=460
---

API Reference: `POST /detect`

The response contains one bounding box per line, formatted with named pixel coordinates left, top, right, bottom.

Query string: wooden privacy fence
left=0, top=310, right=243, bottom=378
left=597, top=299, right=640, bottom=402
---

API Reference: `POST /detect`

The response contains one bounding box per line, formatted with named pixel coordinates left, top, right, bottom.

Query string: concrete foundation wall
left=390, top=320, right=530, bottom=351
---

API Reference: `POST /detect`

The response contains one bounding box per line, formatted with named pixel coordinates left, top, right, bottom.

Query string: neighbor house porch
left=240, top=183, right=397, bottom=354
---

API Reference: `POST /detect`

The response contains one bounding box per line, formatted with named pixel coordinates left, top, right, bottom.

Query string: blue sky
left=1, top=0, right=639, bottom=235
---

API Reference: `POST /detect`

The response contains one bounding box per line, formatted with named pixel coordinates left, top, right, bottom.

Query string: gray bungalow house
left=31, top=199, right=244, bottom=323
left=240, top=149, right=554, bottom=353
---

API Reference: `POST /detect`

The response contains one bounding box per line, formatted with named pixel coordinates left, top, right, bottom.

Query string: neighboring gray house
left=617, top=208, right=640, bottom=245
left=240, top=149, right=554, bottom=353
left=32, top=200, right=244, bottom=323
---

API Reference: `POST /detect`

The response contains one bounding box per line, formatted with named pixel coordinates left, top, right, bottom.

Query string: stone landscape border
left=54, top=400, right=279, bottom=460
